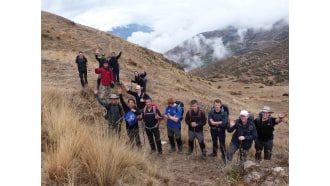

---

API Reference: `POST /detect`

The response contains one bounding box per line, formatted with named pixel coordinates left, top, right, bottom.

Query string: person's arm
left=155, top=108, right=163, bottom=120
left=95, top=67, right=100, bottom=74
left=131, top=77, right=137, bottom=83
left=227, top=119, right=237, bottom=133
left=275, top=112, right=287, bottom=124
left=197, top=111, right=207, bottom=126
left=116, top=51, right=122, bottom=59
left=119, top=94, right=129, bottom=111
left=168, top=106, right=180, bottom=122
left=219, top=114, right=228, bottom=128
left=184, top=111, right=191, bottom=126
left=123, top=82, right=131, bottom=92
left=140, top=71, right=147, bottom=78
left=75, top=56, right=79, bottom=73
left=93, top=89, right=107, bottom=107
left=244, top=122, right=258, bottom=141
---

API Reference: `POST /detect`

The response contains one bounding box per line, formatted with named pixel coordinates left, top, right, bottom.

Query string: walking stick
left=237, top=140, right=242, bottom=164
left=194, top=128, right=197, bottom=156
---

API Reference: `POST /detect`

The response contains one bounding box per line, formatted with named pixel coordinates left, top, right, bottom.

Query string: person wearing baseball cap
left=227, top=110, right=257, bottom=163
left=254, top=106, right=287, bottom=161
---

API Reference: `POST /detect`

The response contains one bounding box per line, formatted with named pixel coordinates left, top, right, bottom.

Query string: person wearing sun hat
left=93, top=89, right=124, bottom=135
left=227, top=110, right=258, bottom=163
left=254, top=106, right=287, bottom=161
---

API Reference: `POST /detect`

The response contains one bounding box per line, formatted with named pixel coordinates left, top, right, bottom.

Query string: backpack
left=143, top=106, right=163, bottom=125
left=124, top=110, right=138, bottom=126
left=175, top=100, right=184, bottom=121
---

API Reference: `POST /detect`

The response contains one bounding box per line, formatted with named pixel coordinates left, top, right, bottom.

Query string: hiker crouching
left=227, top=110, right=257, bottom=163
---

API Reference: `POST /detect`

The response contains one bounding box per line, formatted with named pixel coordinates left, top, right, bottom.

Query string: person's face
left=103, top=63, right=108, bottom=68
left=128, top=100, right=135, bottom=108
left=134, top=71, right=138, bottom=76
left=136, top=88, right=141, bottom=94
left=110, top=99, right=118, bottom=103
left=79, top=52, right=83, bottom=57
left=111, top=52, right=116, bottom=57
left=214, top=102, right=221, bottom=111
left=191, top=103, right=198, bottom=111
left=146, top=99, right=152, bottom=107
left=262, top=112, right=270, bottom=119
left=240, top=115, right=248, bottom=124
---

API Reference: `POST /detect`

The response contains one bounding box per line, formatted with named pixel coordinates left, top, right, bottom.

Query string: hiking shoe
left=178, top=145, right=183, bottom=154
left=208, top=152, right=217, bottom=157
left=186, top=149, right=193, bottom=155
left=169, top=147, right=176, bottom=153
left=202, top=152, right=207, bottom=160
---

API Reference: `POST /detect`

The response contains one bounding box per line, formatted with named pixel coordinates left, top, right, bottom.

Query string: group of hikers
left=75, top=49, right=287, bottom=165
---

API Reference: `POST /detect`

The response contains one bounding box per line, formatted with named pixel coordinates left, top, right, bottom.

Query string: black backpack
left=175, top=100, right=184, bottom=121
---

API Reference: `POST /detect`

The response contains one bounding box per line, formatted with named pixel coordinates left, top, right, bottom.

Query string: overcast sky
left=41, top=0, right=288, bottom=53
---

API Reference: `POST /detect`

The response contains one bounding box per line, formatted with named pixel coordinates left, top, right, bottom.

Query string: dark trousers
left=255, top=138, right=273, bottom=160
left=167, top=127, right=183, bottom=150
left=79, top=70, right=88, bottom=87
left=146, top=127, right=162, bottom=153
left=113, top=68, right=120, bottom=83
left=127, top=127, right=141, bottom=147
left=210, top=128, right=226, bottom=160
left=227, top=142, right=249, bottom=162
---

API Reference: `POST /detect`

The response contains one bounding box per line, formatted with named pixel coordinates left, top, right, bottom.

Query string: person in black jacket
left=95, top=48, right=108, bottom=89
left=142, top=98, right=163, bottom=155
left=131, top=71, right=147, bottom=93
left=227, top=110, right=258, bottom=163
left=254, top=106, right=287, bottom=161
left=109, top=51, right=122, bottom=84
left=93, top=89, right=123, bottom=135
left=75, top=51, right=90, bottom=87
left=185, top=100, right=207, bottom=160
left=208, top=99, right=228, bottom=164
left=123, top=82, right=150, bottom=110
left=118, top=88, right=142, bottom=148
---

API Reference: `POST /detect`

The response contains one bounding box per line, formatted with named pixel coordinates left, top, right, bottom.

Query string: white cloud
left=41, top=0, right=288, bottom=53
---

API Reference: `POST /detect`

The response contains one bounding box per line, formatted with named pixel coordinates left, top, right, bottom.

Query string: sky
left=41, top=0, right=289, bottom=53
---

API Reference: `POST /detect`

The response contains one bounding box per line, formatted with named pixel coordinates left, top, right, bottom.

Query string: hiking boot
left=178, top=145, right=183, bottom=154
left=186, top=149, right=193, bottom=155
left=169, top=147, right=176, bottom=153
left=202, top=151, right=207, bottom=160
left=158, top=151, right=163, bottom=156
left=208, top=152, right=217, bottom=157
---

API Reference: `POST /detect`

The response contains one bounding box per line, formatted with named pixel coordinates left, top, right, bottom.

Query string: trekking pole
left=237, top=140, right=242, bottom=164
left=194, top=128, right=197, bottom=157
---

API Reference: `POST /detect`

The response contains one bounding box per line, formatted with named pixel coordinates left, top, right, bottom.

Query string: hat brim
left=260, top=110, right=274, bottom=113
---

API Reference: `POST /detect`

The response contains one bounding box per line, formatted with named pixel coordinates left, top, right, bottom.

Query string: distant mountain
left=164, top=20, right=289, bottom=71
left=190, top=39, right=289, bottom=86
left=108, top=24, right=153, bottom=40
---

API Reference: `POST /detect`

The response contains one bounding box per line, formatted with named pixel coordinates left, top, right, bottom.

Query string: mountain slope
left=165, top=20, right=288, bottom=71
left=41, top=10, right=289, bottom=186
left=190, top=39, right=289, bottom=86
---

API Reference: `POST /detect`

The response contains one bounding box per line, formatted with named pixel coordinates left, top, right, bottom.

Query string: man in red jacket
left=95, top=62, right=114, bottom=100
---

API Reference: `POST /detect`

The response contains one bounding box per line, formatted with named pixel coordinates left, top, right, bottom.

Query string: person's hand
left=238, top=136, right=245, bottom=141
left=230, top=120, right=236, bottom=127
left=131, top=108, right=136, bottom=112
left=123, top=81, right=128, bottom=87
left=191, top=122, right=198, bottom=127
left=96, top=48, right=99, bottom=54
left=93, top=89, right=98, bottom=95
left=278, top=112, right=287, bottom=118
left=209, top=119, right=215, bottom=125
left=76, top=70, right=79, bottom=74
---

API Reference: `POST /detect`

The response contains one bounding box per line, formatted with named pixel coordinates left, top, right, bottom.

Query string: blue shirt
left=164, top=104, right=182, bottom=128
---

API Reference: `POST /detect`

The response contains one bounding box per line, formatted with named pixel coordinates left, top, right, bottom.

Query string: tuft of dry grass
left=42, top=87, right=168, bottom=185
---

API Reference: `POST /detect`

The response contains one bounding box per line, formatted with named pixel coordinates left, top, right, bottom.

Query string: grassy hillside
left=41, top=10, right=289, bottom=185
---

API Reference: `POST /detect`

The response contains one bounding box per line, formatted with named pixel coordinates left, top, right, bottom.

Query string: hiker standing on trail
left=123, top=82, right=150, bottom=110
left=93, top=89, right=123, bottom=135
left=227, top=110, right=258, bottom=163
left=118, top=88, right=142, bottom=148
left=109, top=51, right=122, bottom=84
left=75, top=51, right=90, bottom=88
left=208, top=99, right=228, bottom=164
left=254, top=106, right=287, bottom=161
left=131, top=71, right=147, bottom=93
left=185, top=100, right=207, bottom=160
left=164, top=97, right=183, bottom=153
left=142, top=98, right=163, bottom=155
left=95, top=48, right=108, bottom=90
left=95, top=62, right=114, bottom=100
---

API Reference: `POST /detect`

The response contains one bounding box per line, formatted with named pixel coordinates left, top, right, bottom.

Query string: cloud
left=41, top=0, right=288, bottom=53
